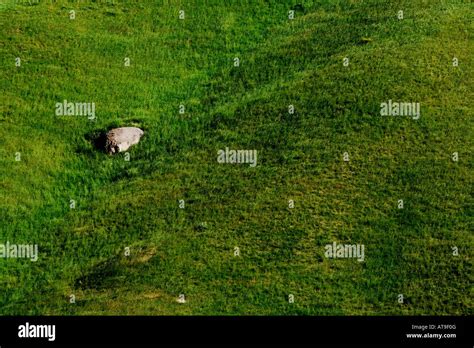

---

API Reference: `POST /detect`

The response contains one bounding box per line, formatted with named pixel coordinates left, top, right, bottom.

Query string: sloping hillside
left=0, top=0, right=472, bottom=315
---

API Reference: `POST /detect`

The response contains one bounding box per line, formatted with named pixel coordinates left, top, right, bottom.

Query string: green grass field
left=0, top=0, right=472, bottom=315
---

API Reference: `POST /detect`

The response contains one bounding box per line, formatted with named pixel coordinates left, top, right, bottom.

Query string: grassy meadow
left=0, top=0, right=472, bottom=315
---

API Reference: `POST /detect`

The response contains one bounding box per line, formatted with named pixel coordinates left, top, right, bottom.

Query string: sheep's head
left=107, top=144, right=119, bottom=155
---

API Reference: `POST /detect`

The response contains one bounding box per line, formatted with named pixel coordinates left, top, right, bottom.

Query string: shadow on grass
left=75, top=255, right=121, bottom=290
left=84, top=130, right=108, bottom=154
